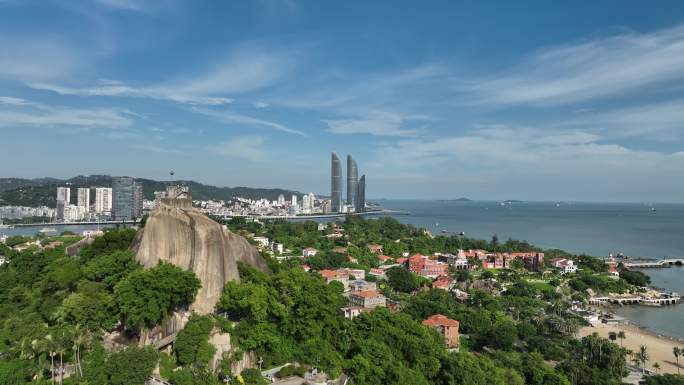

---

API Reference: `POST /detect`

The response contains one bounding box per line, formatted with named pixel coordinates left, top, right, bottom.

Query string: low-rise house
left=253, top=236, right=270, bottom=248
left=302, top=247, right=318, bottom=257
left=368, top=244, right=384, bottom=254
left=43, top=241, right=64, bottom=250
left=0, top=254, right=7, bottom=265
left=0, top=234, right=7, bottom=244
left=606, top=260, right=620, bottom=279
left=348, top=280, right=377, bottom=292
left=317, top=223, right=327, bottom=231
left=348, top=255, right=358, bottom=264
left=378, top=254, right=392, bottom=264
left=340, top=306, right=366, bottom=319
left=551, top=258, right=577, bottom=274
left=348, top=290, right=386, bottom=309
left=422, top=314, right=460, bottom=349
left=82, top=230, right=104, bottom=237
left=396, top=257, right=408, bottom=265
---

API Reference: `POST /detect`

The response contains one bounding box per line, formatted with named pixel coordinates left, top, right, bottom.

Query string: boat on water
left=39, top=227, right=58, bottom=234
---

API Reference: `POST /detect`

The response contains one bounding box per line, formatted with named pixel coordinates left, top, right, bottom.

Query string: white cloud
left=323, top=111, right=421, bottom=137
left=569, top=98, right=684, bottom=138
left=0, top=96, right=33, bottom=106
left=0, top=35, right=84, bottom=81
left=29, top=44, right=298, bottom=106
left=370, top=125, right=684, bottom=201
left=466, top=24, right=684, bottom=106
left=208, top=136, right=266, bottom=161
left=129, top=144, right=182, bottom=154
left=193, top=107, right=306, bottom=136
left=29, top=82, right=234, bottom=106
left=0, top=98, right=132, bottom=129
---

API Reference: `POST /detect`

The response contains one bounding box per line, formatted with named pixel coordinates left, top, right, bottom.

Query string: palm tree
left=608, top=331, right=617, bottom=343
left=71, top=325, right=88, bottom=377
left=617, top=331, right=626, bottom=347
left=674, top=347, right=682, bottom=375
left=637, top=345, right=649, bottom=374
left=653, top=362, right=660, bottom=374
left=43, top=334, right=58, bottom=385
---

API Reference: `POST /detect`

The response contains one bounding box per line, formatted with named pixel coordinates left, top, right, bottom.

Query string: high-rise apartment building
left=347, top=155, right=358, bottom=207
left=56, top=186, right=71, bottom=204
left=95, top=187, right=113, bottom=213
left=291, top=194, right=297, bottom=206
left=112, top=177, right=143, bottom=220
left=77, top=188, right=90, bottom=212
left=331, top=152, right=343, bottom=213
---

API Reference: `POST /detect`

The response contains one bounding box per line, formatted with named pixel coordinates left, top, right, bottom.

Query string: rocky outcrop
left=131, top=197, right=268, bottom=314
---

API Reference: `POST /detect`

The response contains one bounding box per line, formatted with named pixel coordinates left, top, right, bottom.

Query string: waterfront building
left=291, top=194, right=297, bottom=206
left=77, top=187, right=90, bottom=212
left=56, top=186, right=71, bottom=204
left=112, top=177, right=143, bottom=220
left=277, top=194, right=285, bottom=206
left=95, top=187, right=113, bottom=213
left=356, top=174, right=366, bottom=212
left=331, top=152, right=343, bottom=212
left=347, top=155, right=358, bottom=207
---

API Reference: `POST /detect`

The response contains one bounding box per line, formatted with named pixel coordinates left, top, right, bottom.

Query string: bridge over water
left=622, top=259, right=684, bottom=268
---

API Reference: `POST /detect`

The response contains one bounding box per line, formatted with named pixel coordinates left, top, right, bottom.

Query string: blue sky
left=2, top=0, right=684, bottom=202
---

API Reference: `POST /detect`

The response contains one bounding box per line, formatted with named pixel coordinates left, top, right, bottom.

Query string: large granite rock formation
left=131, top=190, right=268, bottom=314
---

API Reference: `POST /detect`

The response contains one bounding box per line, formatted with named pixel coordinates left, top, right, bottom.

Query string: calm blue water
left=381, top=200, right=684, bottom=258
left=381, top=200, right=684, bottom=338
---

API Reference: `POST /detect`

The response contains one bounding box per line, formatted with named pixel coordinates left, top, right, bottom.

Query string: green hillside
left=0, top=175, right=300, bottom=207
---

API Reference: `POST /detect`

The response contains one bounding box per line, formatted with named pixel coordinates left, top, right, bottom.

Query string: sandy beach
left=579, top=322, right=684, bottom=375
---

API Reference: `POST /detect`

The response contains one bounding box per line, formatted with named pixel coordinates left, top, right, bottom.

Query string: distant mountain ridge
left=0, top=175, right=300, bottom=207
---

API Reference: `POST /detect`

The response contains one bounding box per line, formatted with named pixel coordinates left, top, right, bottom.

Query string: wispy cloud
left=129, top=144, right=183, bottom=154
left=29, top=82, right=234, bottom=106
left=193, top=107, right=306, bottom=136
left=0, top=97, right=132, bottom=128
left=465, top=24, right=684, bottom=106
left=0, top=35, right=85, bottom=82
left=29, top=44, right=298, bottom=106
left=569, top=98, right=684, bottom=139
left=208, top=136, right=266, bottom=161
left=323, top=111, right=421, bottom=137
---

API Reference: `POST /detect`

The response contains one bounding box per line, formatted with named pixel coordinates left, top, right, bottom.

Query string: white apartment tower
left=77, top=188, right=91, bottom=212
left=291, top=194, right=298, bottom=206
left=56, top=186, right=71, bottom=204
left=95, top=187, right=113, bottom=213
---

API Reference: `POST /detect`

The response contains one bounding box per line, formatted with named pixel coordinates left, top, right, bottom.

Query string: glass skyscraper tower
left=331, top=153, right=343, bottom=213
left=347, top=155, right=358, bottom=208
left=356, top=174, right=366, bottom=212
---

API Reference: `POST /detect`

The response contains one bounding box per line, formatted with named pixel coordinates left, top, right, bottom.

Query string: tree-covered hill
left=0, top=175, right=300, bottom=207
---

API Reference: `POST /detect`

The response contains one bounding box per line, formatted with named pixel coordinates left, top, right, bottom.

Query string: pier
left=621, top=259, right=684, bottom=268
left=590, top=292, right=681, bottom=306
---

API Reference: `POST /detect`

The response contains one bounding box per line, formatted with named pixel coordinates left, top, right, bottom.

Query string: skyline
left=2, top=1, right=684, bottom=202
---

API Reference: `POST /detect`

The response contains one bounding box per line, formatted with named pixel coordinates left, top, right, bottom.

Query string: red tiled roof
left=350, top=290, right=383, bottom=299
left=422, top=314, right=460, bottom=328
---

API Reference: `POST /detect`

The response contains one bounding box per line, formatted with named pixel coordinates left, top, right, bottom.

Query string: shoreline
left=579, top=321, right=684, bottom=375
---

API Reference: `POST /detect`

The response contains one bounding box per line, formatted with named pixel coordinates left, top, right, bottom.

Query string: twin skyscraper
left=331, top=152, right=366, bottom=213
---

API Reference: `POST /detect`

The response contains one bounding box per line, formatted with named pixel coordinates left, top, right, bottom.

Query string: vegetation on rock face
left=174, top=314, right=216, bottom=367
left=115, top=262, right=202, bottom=329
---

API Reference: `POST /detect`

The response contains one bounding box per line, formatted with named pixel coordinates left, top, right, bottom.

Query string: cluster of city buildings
left=330, top=153, right=366, bottom=213
left=190, top=192, right=324, bottom=218
left=0, top=206, right=54, bottom=221
left=54, top=177, right=143, bottom=222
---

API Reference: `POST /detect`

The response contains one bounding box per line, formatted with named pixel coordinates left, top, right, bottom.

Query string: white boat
left=39, top=227, right=58, bottom=234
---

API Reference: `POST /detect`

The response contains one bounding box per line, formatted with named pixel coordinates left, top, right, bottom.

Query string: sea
left=2, top=200, right=683, bottom=338
left=380, top=200, right=684, bottom=339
